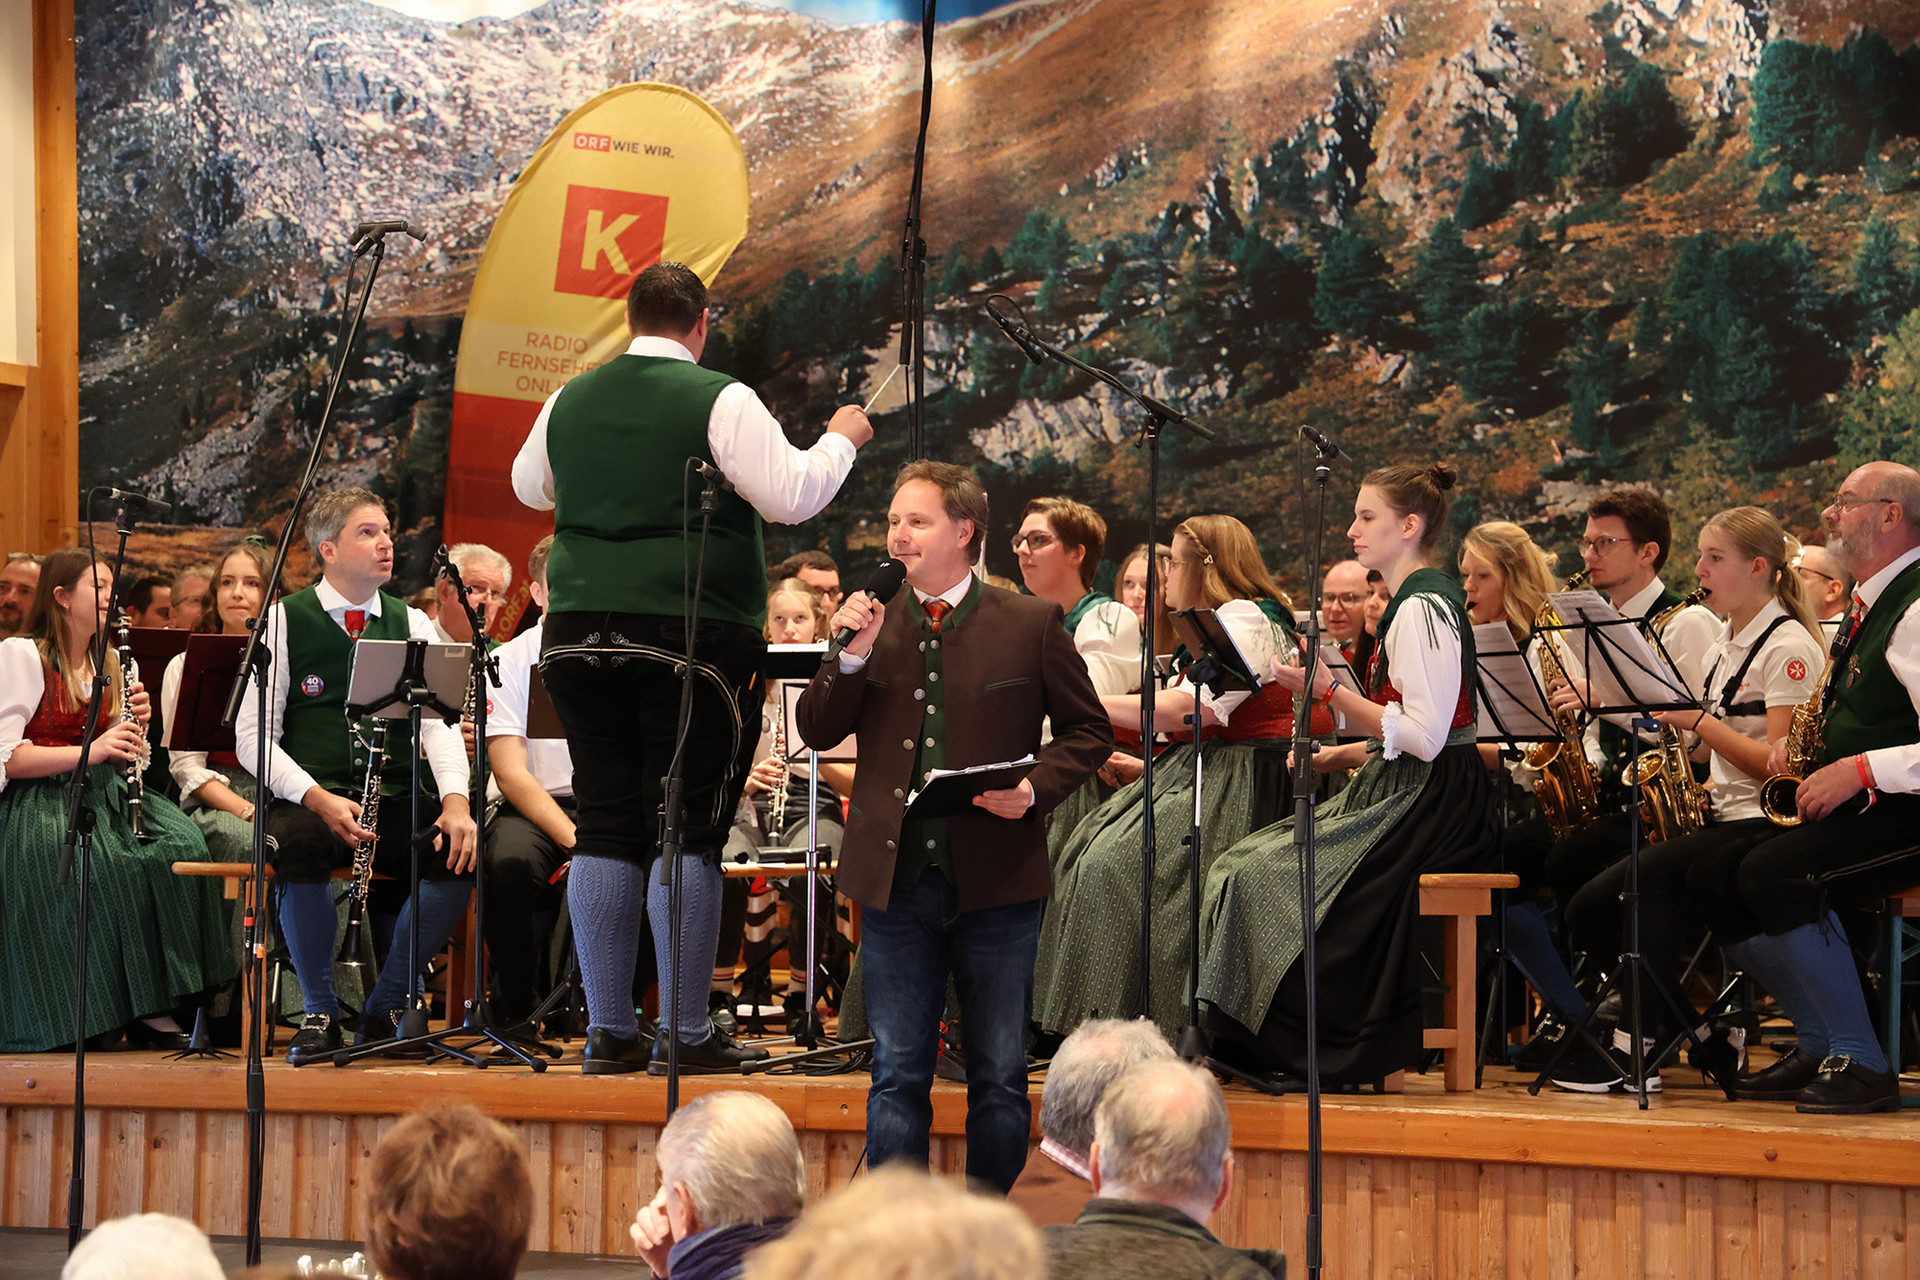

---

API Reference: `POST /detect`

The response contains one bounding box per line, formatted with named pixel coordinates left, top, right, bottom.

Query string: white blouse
left=1697, top=601, right=1825, bottom=822
left=1072, top=599, right=1144, bottom=699
left=1377, top=595, right=1464, bottom=764
left=1177, top=599, right=1295, bottom=726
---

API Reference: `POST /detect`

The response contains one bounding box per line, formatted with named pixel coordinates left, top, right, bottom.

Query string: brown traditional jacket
left=795, top=580, right=1110, bottom=911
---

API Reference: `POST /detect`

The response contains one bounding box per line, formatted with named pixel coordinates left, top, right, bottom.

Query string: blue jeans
left=859, top=870, right=1042, bottom=1194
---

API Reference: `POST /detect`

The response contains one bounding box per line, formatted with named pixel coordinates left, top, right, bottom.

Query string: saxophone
left=1758, top=655, right=1836, bottom=827
left=1625, top=588, right=1712, bottom=844
left=1523, top=570, right=1602, bottom=842
left=115, top=613, right=153, bottom=841
left=337, top=718, right=387, bottom=969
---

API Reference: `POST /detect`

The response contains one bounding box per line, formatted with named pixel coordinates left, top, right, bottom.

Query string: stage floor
left=0, top=1046, right=1914, bottom=1277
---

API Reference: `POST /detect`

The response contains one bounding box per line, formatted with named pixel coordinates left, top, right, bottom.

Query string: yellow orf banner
left=445, top=83, right=749, bottom=628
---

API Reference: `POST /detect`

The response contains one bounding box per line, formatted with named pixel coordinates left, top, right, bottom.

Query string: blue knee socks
left=1756, top=916, right=1889, bottom=1072
left=278, top=881, right=340, bottom=1017
left=1503, top=902, right=1588, bottom=1023
left=650, top=854, right=723, bottom=1045
left=569, top=854, right=647, bottom=1041
left=365, top=880, right=474, bottom=1017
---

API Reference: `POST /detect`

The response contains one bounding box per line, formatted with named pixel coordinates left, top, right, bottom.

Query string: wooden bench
left=1418, top=872, right=1520, bottom=1092
left=1886, top=887, right=1920, bottom=1066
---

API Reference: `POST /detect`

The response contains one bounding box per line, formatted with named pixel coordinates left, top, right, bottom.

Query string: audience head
left=771, top=550, right=842, bottom=609
left=197, top=540, right=280, bottom=637
left=767, top=576, right=830, bottom=645
left=1039, top=1018, right=1176, bottom=1161
left=1700, top=506, right=1820, bottom=638
left=1319, top=560, right=1370, bottom=645
left=305, top=487, right=394, bottom=595
left=437, top=542, right=512, bottom=641
left=124, top=575, right=173, bottom=628
left=528, top=534, right=555, bottom=610
left=1794, top=542, right=1851, bottom=618
left=655, top=1091, right=806, bottom=1241
left=169, top=565, right=213, bottom=631
left=1583, top=485, right=1673, bottom=598
left=1015, top=497, right=1107, bottom=602
left=1090, top=1060, right=1234, bottom=1226
left=627, top=261, right=710, bottom=355
left=1167, top=515, right=1292, bottom=615
left=62, top=1212, right=224, bottom=1280
left=0, top=552, right=40, bottom=635
left=1353, top=464, right=1456, bottom=571
left=1459, top=522, right=1555, bottom=637
left=891, top=461, right=989, bottom=591
left=366, top=1105, right=533, bottom=1280
left=1826, top=461, right=1920, bottom=580
left=743, top=1167, right=1043, bottom=1280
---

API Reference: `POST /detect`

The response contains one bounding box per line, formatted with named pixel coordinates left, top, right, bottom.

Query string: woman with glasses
left=1034, top=514, right=1325, bottom=1038
left=1195, top=465, right=1496, bottom=1086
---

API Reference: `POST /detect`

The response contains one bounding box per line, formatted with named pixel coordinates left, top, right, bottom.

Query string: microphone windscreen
left=864, top=557, right=908, bottom=603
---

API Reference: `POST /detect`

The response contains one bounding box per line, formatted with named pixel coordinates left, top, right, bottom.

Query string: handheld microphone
left=827, top=558, right=909, bottom=654
left=1299, top=424, right=1354, bottom=466
left=983, top=297, right=1048, bottom=365
left=100, top=487, right=172, bottom=516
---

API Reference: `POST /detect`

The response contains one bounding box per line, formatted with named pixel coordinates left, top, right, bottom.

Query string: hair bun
left=1424, top=463, right=1458, bottom=492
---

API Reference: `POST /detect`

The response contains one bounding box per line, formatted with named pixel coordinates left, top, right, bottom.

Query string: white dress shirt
left=1696, top=600, right=1825, bottom=821
left=511, top=335, right=857, bottom=526
left=1849, top=545, right=1920, bottom=794
left=484, top=622, right=573, bottom=797
left=234, top=576, right=471, bottom=806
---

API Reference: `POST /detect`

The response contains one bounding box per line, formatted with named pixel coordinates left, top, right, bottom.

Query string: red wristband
left=1856, top=753, right=1875, bottom=791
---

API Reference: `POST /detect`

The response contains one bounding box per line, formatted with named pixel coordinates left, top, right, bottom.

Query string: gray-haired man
left=630, top=1091, right=806, bottom=1280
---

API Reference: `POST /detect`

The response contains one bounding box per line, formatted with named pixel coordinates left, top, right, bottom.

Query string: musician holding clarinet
left=235, top=487, right=477, bottom=1065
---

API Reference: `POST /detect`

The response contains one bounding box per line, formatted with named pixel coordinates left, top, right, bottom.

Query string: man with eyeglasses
left=1501, top=486, right=1719, bottom=1090
left=1795, top=543, right=1853, bottom=645
left=434, top=543, right=512, bottom=648
left=1686, top=462, right=1920, bottom=1113
left=1319, top=560, right=1371, bottom=661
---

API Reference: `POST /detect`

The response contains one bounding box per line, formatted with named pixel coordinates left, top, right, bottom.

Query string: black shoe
left=1795, top=1055, right=1902, bottom=1115
left=1734, top=1047, right=1823, bottom=1101
left=1548, top=1040, right=1661, bottom=1094
left=286, top=1013, right=343, bottom=1066
left=354, top=1008, right=432, bottom=1059
left=709, top=990, right=741, bottom=1038
left=581, top=1026, right=651, bottom=1075
left=123, top=1019, right=192, bottom=1052
left=1686, top=1024, right=1747, bottom=1086
left=934, top=1045, right=968, bottom=1083
left=648, top=1019, right=771, bottom=1074
left=1510, top=1017, right=1569, bottom=1072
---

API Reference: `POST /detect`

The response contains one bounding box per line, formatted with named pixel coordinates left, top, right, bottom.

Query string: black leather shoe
left=1733, top=1047, right=1823, bottom=1100
left=709, top=990, right=741, bottom=1038
left=286, top=1013, right=343, bottom=1067
left=1795, top=1055, right=1902, bottom=1115
left=123, top=1020, right=192, bottom=1052
left=354, top=1009, right=432, bottom=1059
left=648, top=1019, right=770, bottom=1074
left=581, top=1026, right=651, bottom=1075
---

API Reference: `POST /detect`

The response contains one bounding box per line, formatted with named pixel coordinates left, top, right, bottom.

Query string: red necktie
left=923, top=599, right=953, bottom=634
left=343, top=608, right=368, bottom=641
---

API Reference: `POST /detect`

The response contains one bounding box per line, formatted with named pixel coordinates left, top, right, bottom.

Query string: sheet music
left=1471, top=624, right=1558, bottom=743
left=1544, top=591, right=1696, bottom=712
left=1318, top=645, right=1360, bottom=736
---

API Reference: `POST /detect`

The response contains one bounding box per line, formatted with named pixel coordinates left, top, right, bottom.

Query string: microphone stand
left=982, top=297, right=1213, bottom=1019
left=59, top=492, right=144, bottom=1254
left=217, top=227, right=400, bottom=1268
left=897, top=0, right=936, bottom=460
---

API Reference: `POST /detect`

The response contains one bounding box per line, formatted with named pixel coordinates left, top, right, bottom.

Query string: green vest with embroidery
left=893, top=579, right=985, bottom=889
left=280, top=587, right=425, bottom=797
left=544, top=354, right=767, bottom=627
left=1062, top=591, right=1113, bottom=636
left=1820, top=558, right=1920, bottom=765
left=1370, top=569, right=1474, bottom=700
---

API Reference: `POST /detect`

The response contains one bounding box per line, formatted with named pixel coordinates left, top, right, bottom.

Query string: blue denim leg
left=859, top=872, right=952, bottom=1176
left=950, top=894, right=1044, bottom=1194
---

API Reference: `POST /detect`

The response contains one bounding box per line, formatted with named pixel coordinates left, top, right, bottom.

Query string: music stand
left=1524, top=602, right=1734, bottom=1106
left=1167, top=607, right=1260, bottom=1061
left=744, top=647, right=876, bottom=1073
left=330, top=638, right=472, bottom=1067
left=1467, top=624, right=1560, bottom=1079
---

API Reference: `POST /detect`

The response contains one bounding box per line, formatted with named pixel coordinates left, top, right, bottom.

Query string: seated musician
left=1688, top=463, right=1920, bottom=1114
left=1320, top=559, right=1372, bottom=672
left=1794, top=542, right=1852, bottom=647
left=1549, top=507, right=1826, bottom=1093
left=235, top=487, right=476, bottom=1064
left=433, top=543, right=510, bottom=649
left=480, top=535, right=573, bottom=1027
left=1035, top=514, right=1322, bottom=1038
left=1457, top=521, right=1556, bottom=775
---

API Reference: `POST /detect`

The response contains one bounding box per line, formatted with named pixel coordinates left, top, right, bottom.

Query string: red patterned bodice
left=1165, top=681, right=1336, bottom=744
left=1367, top=654, right=1477, bottom=731
left=24, top=667, right=88, bottom=747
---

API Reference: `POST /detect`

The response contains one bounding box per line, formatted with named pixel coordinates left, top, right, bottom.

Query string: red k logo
left=554, top=185, right=669, bottom=299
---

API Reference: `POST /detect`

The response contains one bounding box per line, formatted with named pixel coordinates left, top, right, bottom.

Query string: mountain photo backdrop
left=76, top=0, right=1920, bottom=608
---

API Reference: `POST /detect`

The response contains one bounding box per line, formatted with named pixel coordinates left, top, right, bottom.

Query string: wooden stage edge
left=0, top=1054, right=1916, bottom=1275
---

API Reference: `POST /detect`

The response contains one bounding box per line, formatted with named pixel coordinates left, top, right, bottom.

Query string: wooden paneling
left=3, top=0, right=78, bottom=554
left=0, top=1058, right=1915, bottom=1274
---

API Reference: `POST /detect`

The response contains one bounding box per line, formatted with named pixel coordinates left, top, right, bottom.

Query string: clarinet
left=337, top=719, right=387, bottom=969
left=115, top=612, right=153, bottom=841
